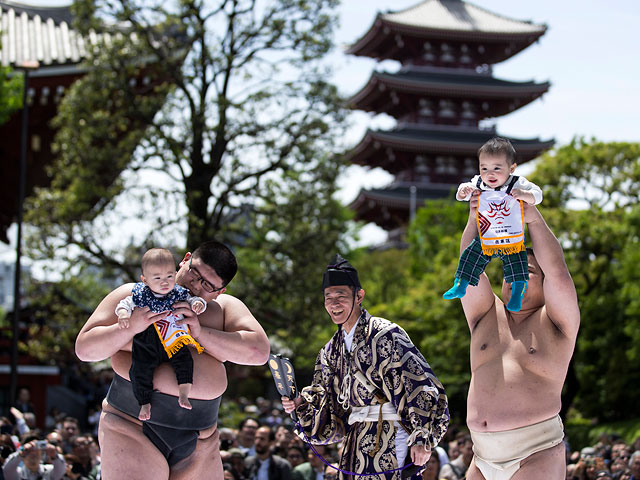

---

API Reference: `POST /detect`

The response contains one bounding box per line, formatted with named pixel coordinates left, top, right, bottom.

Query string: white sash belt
left=348, top=403, right=401, bottom=424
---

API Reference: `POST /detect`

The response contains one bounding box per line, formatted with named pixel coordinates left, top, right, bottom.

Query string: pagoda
left=346, top=0, right=553, bottom=238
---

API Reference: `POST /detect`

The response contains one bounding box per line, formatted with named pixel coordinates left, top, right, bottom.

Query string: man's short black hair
left=193, top=240, right=238, bottom=286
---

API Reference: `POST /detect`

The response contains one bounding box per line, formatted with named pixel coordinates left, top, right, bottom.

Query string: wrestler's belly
left=466, top=360, right=562, bottom=432
left=111, top=349, right=228, bottom=399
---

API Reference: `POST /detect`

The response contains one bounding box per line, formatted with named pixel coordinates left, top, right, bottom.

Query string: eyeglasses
left=188, top=257, right=224, bottom=293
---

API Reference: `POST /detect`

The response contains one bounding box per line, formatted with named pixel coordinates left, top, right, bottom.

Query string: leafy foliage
left=24, top=0, right=347, bottom=274
left=21, top=273, right=112, bottom=364
left=19, top=0, right=349, bottom=364
left=0, top=64, right=22, bottom=125
left=530, top=138, right=640, bottom=421
left=350, top=139, right=640, bottom=424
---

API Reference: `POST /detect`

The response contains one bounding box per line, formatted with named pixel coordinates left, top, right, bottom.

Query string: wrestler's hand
left=522, top=201, right=541, bottom=225
left=129, top=307, right=168, bottom=335
left=410, top=444, right=431, bottom=466
left=469, top=189, right=481, bottom=211
left=281, top=396, right=303, bottom=414
left=174, top=301, right=202, bottom=338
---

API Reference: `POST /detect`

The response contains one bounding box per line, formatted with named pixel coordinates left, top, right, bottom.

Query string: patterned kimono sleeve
left=378, top=325, right=449, bottom=450
left=294, top=343, right=349, bottom=445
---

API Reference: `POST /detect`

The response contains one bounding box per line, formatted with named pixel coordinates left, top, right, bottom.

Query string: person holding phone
left=2, top=438, right=65, bottom=480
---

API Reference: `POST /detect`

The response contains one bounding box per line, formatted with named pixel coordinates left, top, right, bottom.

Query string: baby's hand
left=457, top=185, right=476, bottom=200
left=457, top=185, right=480, bottom=200
left=511, top=188, right=535, bottom=204
left=117, top=313, right=131, bottom=329
left=191, top=300, right=205, bottom=315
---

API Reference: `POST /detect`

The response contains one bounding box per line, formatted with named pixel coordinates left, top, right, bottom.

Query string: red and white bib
left=476, top=190, right=525, bottom=256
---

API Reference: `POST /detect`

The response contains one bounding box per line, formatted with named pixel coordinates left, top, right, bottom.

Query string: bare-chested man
left=459, top=192, right=580, bottom=480
left=75, top=241, right=270, bottom=480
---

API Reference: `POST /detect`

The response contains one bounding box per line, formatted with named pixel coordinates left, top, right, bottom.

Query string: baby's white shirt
left=456, top=174, right=543, bottom=205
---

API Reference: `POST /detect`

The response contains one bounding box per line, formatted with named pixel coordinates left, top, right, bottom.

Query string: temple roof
left=348, top=0, right=546, bottom=63
left=0, top=0, right=118, bottom=69
left=0, top=1, right=175, bottom=244
left=349, top=183, right=454, bottom=230
left=347, top=125, right=553, bottom=169
left=348, top=68, right=549, bottom=118
left=382, top=0, right=544, bottom=35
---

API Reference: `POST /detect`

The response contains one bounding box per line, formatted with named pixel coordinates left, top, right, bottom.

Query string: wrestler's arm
left=524, top=204, right=580, bottom=338
left=75, top=283, right=168, bottom=362
left=459, top=191, right=496, bottom=329
left=176, top=294, right=270, bottom=365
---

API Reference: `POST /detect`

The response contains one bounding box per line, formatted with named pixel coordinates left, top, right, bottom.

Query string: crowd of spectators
left=1, top=395, right=101, bottom=480
left=219, top=399, right=640, bottom=480
left=3, top=389, right=640, bottom=480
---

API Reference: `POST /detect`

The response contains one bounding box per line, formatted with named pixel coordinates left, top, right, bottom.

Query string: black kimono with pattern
left=294, top=310, right=449, bottom=480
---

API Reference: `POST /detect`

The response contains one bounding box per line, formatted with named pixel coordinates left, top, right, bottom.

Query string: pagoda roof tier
left=347, top=0, right=546, bottom=65
left=348, top=69, right=549, bottom=119
left=346, top=125, right=553, bottom=172
left=349, top=183, right=454, bottom=230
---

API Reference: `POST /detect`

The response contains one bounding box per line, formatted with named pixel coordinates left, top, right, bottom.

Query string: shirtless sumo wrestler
left=460, top=192, right=580, bottom=480
left=76, top=244, right=270, bottom=479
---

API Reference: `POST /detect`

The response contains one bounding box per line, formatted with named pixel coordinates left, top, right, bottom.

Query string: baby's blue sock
left=443, top=278, right=470, bottom=300
left=506, top=281, right=528, bottom=312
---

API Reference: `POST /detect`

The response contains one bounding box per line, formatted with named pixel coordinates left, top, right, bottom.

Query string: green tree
left=0, top=63, right=22, bottom=125
left=22, top=0, right=349, bottom=341
left=530, top=138, right=640, bottom=421
left=23, top=274, right=112, bottom=364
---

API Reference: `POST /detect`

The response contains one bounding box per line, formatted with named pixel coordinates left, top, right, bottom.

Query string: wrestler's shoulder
left=212, top=293, right=247, bottom=308
left=111, top=283, right=136, bottom=297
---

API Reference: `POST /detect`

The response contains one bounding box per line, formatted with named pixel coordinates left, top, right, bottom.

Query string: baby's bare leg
left=178, top=384, right=192, bottom=410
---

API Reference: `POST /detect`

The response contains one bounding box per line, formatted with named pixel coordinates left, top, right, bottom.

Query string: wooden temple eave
left=348, top=20, right=545, bottom=62
left=350, top=193, right=410, bottom=230
left=349, top=183, right=456, bottom=229
left=349, top=71, right=550, bottom=102
left=347, top=72, right=550, bottom=116
left=346, top=128, right=554, bottom=167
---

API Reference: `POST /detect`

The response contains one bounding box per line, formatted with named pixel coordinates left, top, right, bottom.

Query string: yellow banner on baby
left=153, top=313, right=204, bottom=358
left=476, top=191, right=525, bottom=256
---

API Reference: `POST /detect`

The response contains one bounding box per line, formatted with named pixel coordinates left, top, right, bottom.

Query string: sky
left=3, top=0, right=640, bottom=255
